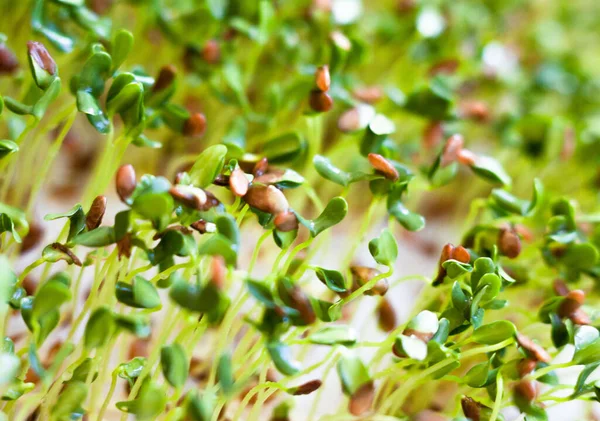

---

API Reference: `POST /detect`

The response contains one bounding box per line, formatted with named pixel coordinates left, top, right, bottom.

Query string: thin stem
left=490, top=373, right=503, bottom=421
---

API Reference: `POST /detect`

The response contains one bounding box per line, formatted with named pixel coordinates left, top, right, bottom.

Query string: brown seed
left=309, top=89, right=333, bottom=112
left=22, top=276, right=38, bottom=296
left=152, top=225, right=193, bottom=241
left=351, top=266, right=389, bottom=296
left=199, top=191, right=221, bottom=211
left=514, top=380, right=538, bottom=402
left=516, top=334, right=551, bottom=363
left=229, top=168, right=249, bottom=197
left=128, top=338, right=150, bottom=360
left=451, top=245, right=470, bottom=263
left=153, top=64, right=177, bottom=92
left=315, top=65, right=331, bottom=92
left=569, top=309, right=591, bottom=325
left=517, top=358, right=537, bottom=377
left=428, top=58, right=459, bottom=77
left=290, top=379, right=322, bottom=396
left=377, top=298, right=396, bottom=332
left=21, top=221, right=44, bottom=254
left=213, top=174, right=230, bottom=186
left=191, top=220, right=216, bottom=234
left=86, top=195, right=107, bottom=231
left=243, top=185, right=289, bottom=215
left=274, top=211, right=299, bottom=232
left=253, top=157, right=269, bottom=177
left=89, top=0, right=113, bottom=14
left=50, top=243, right=82, bottom=266
left=440, top=134, right=464, bottom=167
left=498, top=228, right=522, bottom=259
left=211, top=256, right=227, bottom=289
left=423, top=121, right=444, bottom=149
left=367, top=153, right=399, bottom=181
left=457, top=149, right=477, bottom=166
left=116, top=164, right=136, bottom=203
left=352, top=86, right=384, bottom=104
left=183, top=112, right=207, bottom=137
left=460, top=396, right=482, bottom=421
left=117, top=233, right=132, bottom=259
left=439, top=243, right=454, bottom=263
left=553, top=279, right=569, bottom=297
left=460, top=100, right=490, bottom=122
left=253, top=169, right=289, bottom=186
left=289, top=286, right=316, bottom=325
left=27, top=41, right=57, bottom=76
left=338, top=108, right=361, bottom=133
left=169, top=185, right=207, bottom=210
left=202, top=39, right=221, bottom=64
left=348, top=382, right=374, bottom=416
left=558, top=289, right=585, bottom=318
left=0, top=44, right=19, bottom=74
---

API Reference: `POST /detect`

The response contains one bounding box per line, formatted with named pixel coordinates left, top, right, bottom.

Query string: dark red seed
left=27, top=41, right=56, bottom=75
left=461, top=396, right=482, bottom=421
left=153, top=64, right=177, bottom=92
left=183, top=113, right=207, bottom=137
left=0, top=44, right=19, bottom=74
left=516, top=334, right=551, bottom=363
left=274, top=211, right=298, bottom=232
left=377, top=298, right=396, bottom=332
left=291, top=379, right=322, bottom=395
left=116, top=164, right=136, bottom=203
left=514, top=380, right=538, bottom=402
left=368, top=153, right=399, bottom=181
left=253, top=157, right=269, bottom=177
left=498, top=228, right=522, bottom=259
left=309, top=89, right=333, bottom=112
left=348, top=382, right=374, bottom=416
left=202, top=40, right=221, bottom=64
left=558, top=290, right=585, bottom=318
left=86, top=195, right=107, bottom=231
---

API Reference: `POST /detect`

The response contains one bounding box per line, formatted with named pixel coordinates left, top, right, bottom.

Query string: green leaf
left=561, top=243, right=599, bottom=271
left=368, top=228, right=398, bottom=266
left=472, top=321, right=516, bottom=345
left=388, top=198, right=425, bottom=231
left=51, top=381, right=87, bottom=420
left=0, top=140, right=18, bottom=159
left=469, top=155, right=512, bottom=186
left=267, top=341, right=301, bottom=375
left=198, top=234, right=237, bottom=266
left=132, top=192, right=173, bottom=231
left=115, top=276, right=161, bottom=309
left=477, top=273, right=502, bottom=302
left=404, top=78, right=454, bottom=120
left=32, top=78, right=61, bottom=119
left=84, top=307, right=115, bottom=349
left=314, top=267, right=347, bottom=293
left=465, top=361, right=490, bottom=387
left=189, top=145, right=228, bottom=188
left=161, top=343, right=189, bottom=388
left=117, top=357, right=146, bottom=385
left=308, top=325, right=357, bottom=346
left=77, top=51, right=112, bottom=97
left=0, top=213, right=21, bottom=243
left=451, top=282, right=469, bottom=312
left=336, top=351, right=371, bottom=396
left=186, top=390, right=216, bottom=421
left=313, top=155, right=352, bottom=186
left=44, top=204, right=86, bottom=242
left=106, top=81, right=143, bottom=117
left=572, top=362, right=600, bottom=396
left=262, top=132, right=305, bottom=164
left=32, top=279, right=71, bottom=320
left=296, top=197, right=348, bottom=237
left=72, top=227, right=116, bottom=247
left=111, top=29, right=134, bottom=72
left=217, top=353, right=234, bottom=396
left=360, top=114, right=395, bottom=156
left=574, top=338, right=600, bottom=365
left=116, top=382, right=167, bottom=420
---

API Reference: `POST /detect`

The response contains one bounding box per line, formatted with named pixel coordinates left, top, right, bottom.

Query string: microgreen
left=1, top=1, right=599, bottom=420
